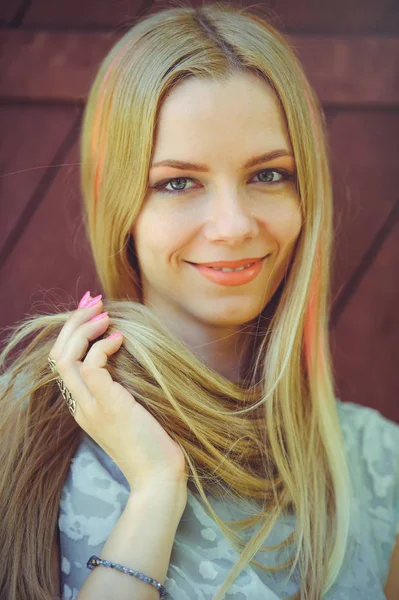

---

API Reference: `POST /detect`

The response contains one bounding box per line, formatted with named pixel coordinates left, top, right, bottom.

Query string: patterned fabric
left=57, top=399, right=399, bottom=600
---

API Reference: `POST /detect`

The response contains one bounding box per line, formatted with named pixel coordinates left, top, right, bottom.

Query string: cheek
left=264, top=200, right=302, bottom=248
left=132, top=206, right=193, bottom=259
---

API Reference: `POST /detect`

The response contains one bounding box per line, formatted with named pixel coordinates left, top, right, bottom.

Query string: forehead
left=153, top=71, right=292, bottom=160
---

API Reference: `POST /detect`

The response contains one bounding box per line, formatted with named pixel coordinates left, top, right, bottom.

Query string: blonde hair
left=0, top=3, right=357, bottom=599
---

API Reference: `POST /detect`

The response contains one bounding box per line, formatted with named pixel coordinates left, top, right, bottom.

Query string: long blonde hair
left=0, top=3, right=357, bottom=599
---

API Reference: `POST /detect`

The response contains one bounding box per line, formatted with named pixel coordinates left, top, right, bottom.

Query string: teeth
left=211, top=264, right=252, bottom=272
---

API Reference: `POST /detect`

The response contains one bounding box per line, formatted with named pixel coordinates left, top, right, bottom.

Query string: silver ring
left=47, top=357, right=77, bottom=418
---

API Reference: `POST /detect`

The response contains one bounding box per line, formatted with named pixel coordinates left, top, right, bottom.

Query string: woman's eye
left=151, top=169, right=291, bottom=195
left=164, top=178, right=195, bottom=193
left=255, top=170, right=284, bottom=183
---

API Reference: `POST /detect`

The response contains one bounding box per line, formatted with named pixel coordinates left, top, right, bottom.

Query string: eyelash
left=150, top=168, right=294, bottom=195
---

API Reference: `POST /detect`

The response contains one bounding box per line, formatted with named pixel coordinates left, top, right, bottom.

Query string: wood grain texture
left=0, top=0, right=22, bottom=25
left=331, top=215, right=399, bottom=422
left=156, top=0, right=399, bottom=34
left=0, top=30, right=397, bottom=106
left=294, top=36, right=399, bottom=106
left=258, top=0, right=398, bottom=34
left=23, top=0, right=148, bottom=28
left=20, top=0, right=399, bottom=34
left=0, top=105, right=80, bottom=263
left=328, top=110, right=399, bottom=293
left=0, top=139, right=100, bottom=334
left=328, top=110, right=399, bottom=420
left=0, top=30, right=116, bottom=102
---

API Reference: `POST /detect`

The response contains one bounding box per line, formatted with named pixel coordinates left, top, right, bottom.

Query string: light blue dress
left=56, top=399, right=399, bottom=600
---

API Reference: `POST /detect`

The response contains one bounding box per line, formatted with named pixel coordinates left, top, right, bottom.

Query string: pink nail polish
left=90, top=311, right=108, bottom=322
left=86, top=294, right=102, bottom=308
left=108, top=332, right=122, bottom=339
left=78, top=291, right=91, bottom=309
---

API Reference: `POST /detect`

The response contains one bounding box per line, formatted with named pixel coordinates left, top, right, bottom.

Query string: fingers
left=58, top=314, right=111, bottom=368
left=83, top=332, right=124, bottom=370
left=49, top=294, right=105, bottom=360
left=77, top=333, right=125, bottom=422
left=48, top=292, right=121, bottom=421
left=52, top=316, right=112, bottom=412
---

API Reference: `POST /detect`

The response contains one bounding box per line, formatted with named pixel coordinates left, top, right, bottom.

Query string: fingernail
left=90, top=311, right=108, bottom=322
left=86, top=294, right=102, bottom=308
left=78, top=291, right=91, bottom=309
left=108, top=332, right=122, bottom=340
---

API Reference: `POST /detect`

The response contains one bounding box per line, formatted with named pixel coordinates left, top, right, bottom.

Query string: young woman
left=0, top=3, right=398, bottom=600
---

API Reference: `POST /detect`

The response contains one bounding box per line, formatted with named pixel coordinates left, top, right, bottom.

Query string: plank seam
left=331, top=197, right=399, bottom=328
left=0, top=110, right=82, bottom=272
left=8, top=0, right=32, bottom=28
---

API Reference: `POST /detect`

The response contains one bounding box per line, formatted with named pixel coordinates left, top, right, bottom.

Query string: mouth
left=187, top=254, right=270, bottom=269
left=187, top=254, right=269, bottom=286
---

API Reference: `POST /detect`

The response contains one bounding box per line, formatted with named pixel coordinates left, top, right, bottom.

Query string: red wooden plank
left=0, top=105, right=79, bottom=261
left=0, top=140, right=100, bottom=336
left=265, top=0, right=396, bottom=34
left=0, top=31, right=116, bottom=103
left=0, top=0, right=21, bottom=25
left=294, top=36, right=399, bottom=106
left=328, top=111, right=399, bottom=420
left=328, top=111, right=399, bottom=292
left=157, top=0, right=399, bottom=35
left=331, top=217, right=399, bottom=423
left=0, top=31, right=397, bottom=106
left=23, top=0, right=145, bottom=28
left=21, top=0, right=398, bottom=34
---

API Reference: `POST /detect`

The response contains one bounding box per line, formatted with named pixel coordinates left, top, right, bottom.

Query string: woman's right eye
left=151, top=177, right=196, bottom=195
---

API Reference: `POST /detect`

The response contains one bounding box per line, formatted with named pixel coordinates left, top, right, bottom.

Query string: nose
left=204, top=189, right=259, bottom=244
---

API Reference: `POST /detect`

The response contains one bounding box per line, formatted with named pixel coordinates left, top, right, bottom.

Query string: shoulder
left=335, top=398, right=399, bottom=523
left=335, top=398, right=399, bottom=460
left=335, top=398, right=399, bottom=483
left=335, top=398, right=399, bottom=582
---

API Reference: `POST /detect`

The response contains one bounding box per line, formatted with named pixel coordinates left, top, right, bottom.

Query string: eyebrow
left=150, top=149, right=294, bottom=172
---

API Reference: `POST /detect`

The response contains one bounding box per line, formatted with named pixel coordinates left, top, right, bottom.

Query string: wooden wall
left=0, top=0, right=398, bottom=421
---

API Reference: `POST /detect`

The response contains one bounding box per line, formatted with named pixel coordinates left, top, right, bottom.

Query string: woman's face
left=131, top=71, right=302, bottom=329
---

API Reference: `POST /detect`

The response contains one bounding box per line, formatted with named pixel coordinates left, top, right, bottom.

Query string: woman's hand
left=48, top=292, right=187, bottom=497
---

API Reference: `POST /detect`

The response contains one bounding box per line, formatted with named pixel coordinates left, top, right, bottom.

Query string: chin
left=196, top=306, right=264, bottom=327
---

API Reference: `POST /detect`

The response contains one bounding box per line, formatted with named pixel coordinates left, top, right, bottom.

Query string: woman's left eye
left=151, top=169, right=291, bottom=195
left=255, top=169, right=284, bottom=183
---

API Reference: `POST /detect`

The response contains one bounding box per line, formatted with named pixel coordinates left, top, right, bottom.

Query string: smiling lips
left=190, top=256, right=268, bottom=286
left=189, top=256, right=268, bottom=268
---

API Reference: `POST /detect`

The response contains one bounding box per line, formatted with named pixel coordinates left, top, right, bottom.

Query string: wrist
left=129, top=477, right=188, bottom=517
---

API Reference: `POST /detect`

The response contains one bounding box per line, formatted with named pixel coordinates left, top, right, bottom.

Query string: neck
left=166, top=315, right=262, bottom=385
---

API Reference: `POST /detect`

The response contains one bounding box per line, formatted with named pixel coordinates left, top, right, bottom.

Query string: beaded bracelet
left=87, top=555, right=168, bottom=598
